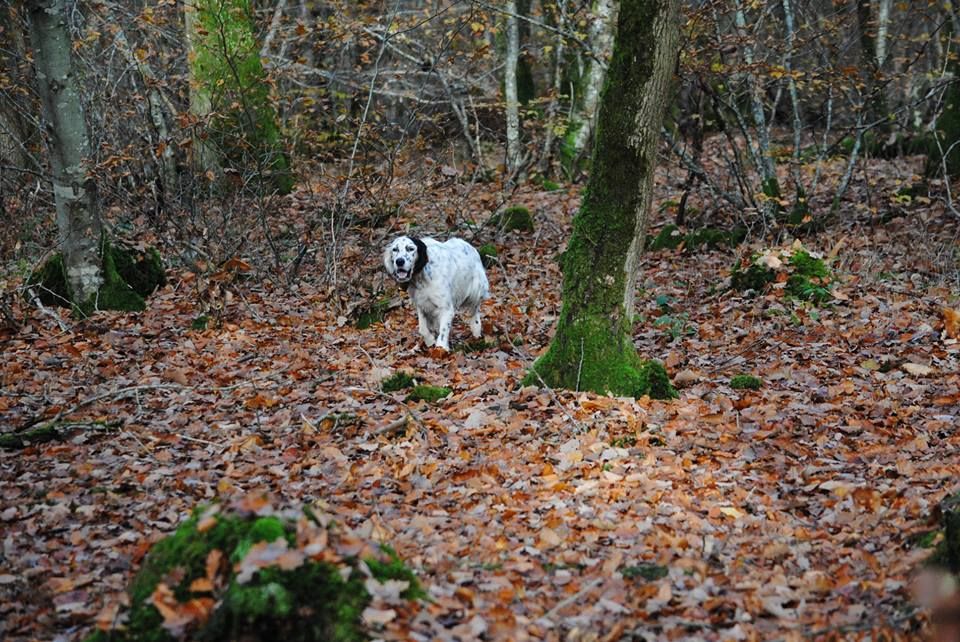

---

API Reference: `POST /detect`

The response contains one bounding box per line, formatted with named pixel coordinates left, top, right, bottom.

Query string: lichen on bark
left=526, top=0, right=680, bottom=401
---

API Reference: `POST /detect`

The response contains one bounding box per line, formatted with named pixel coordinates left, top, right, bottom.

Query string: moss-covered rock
left=492, top=206, right=535, bottom=233
left=27, top=242, right=166, bottom=315
left=406, top=385, right=451, bottom=403
left=477, top=243, right=498, bottom=269
left=729, top=374, right=762, bottom=390
left=381, top=371, right=416, bottom=393
left=88, top=500, right=422, bottom=642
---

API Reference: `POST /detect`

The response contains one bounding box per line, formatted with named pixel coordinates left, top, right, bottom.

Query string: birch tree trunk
left=28, top=0, right=102, bottom=304
left=561, top=0, right=617, bottom=177
left=504, top=0, right=522, bottom=176
left=875, top=0, right=892, bottom=67
left=526, top=0, right=680, bottom=400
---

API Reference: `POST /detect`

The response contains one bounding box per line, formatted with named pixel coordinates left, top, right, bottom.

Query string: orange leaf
left=189, top=577, right=214, bottom=593
left=944, top=307, right=960, bottom=339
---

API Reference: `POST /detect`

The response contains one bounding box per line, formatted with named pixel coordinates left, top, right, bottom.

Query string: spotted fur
left=383, top=235, right=489, bottom=350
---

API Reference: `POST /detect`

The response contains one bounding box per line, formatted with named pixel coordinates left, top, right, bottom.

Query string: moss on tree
left=525, top=0, right=679, bottom=401
left=28, top=242, right=166, bottom=315
left=88, top=504, right=422, bottom=642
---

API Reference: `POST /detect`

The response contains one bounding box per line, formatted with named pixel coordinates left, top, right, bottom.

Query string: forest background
left=2, top=0, right=960, bottom=640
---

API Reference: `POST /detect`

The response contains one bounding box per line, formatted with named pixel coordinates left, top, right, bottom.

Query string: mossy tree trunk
left=28, top=0, right=102, bottom=304
left=561, top=0, right=617, bottom=178
left=526, top=0, right=680, bottom=400
left=185, top=0, right=292, bottom=193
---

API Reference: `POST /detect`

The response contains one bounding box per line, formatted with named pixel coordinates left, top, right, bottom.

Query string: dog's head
left=383, top=235, right=428, bottom=284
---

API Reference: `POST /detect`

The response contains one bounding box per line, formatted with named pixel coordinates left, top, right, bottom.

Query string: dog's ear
left=412, top=237, right=428, bottom=276
left=383, top=242, right=395, bottom=276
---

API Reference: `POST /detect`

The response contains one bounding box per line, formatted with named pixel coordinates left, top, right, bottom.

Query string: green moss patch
left=477, top=243, right=498, bottom=269
left=406, top=385, right=451, bottom=403
left=354, top=297, right=393, bottom=329
left=729, top=374, right=763, bottom=390
left=621, top=563, right=669, bottom=582
left=381, top=371, right=416, bottom=393
left=731, top=244, right=833, bottom=303
left=27, top=242, right=166, bottom=315
left=92, top=499, right=422, bottom=642
left=492, top=206, right=535, bottom=233
left=646, top=225, right=747, bottom=252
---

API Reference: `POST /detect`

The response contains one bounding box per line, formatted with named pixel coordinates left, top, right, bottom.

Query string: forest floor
left=2, top=154, right=960, bottom=641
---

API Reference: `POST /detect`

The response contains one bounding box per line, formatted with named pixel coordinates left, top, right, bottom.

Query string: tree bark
left=504, top=0, right=522, bottom=176
left=733, top=0, right=780, bottom=216
left=562, top=0, right=617, bottom=178
left=526, top=0, right=679, bottom=400
left=113, top=26, right=179, bottom=203
left=183, top=1, right=222, bottom=179
left=28, top=0, right=102, bottom=304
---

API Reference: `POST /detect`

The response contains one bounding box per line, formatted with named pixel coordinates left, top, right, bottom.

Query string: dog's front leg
left=434, top=308, right=455, bottom=351
left=417, top=309, right=436, bottom=347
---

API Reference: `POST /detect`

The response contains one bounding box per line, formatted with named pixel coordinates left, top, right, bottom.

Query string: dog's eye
left=406, top=246, right=414, bottom=252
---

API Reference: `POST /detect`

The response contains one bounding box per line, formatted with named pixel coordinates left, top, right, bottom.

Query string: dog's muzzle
left=393, top=259, right=411, bottom=282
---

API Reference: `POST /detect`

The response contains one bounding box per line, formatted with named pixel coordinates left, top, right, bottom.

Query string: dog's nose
left=395, top=258, right=405, bottom=267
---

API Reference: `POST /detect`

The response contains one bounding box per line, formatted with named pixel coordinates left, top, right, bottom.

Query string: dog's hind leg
left=417, top=309, right=435, bottom=347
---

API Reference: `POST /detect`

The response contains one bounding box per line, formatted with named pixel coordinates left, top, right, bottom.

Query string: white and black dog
left=383, top=235, right=489, bottom=351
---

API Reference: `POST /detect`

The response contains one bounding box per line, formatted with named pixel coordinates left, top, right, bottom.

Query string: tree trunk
left=538, top=0, right=567, bottom=175
left=733, top=0, right=780, bottom=216
left=526, top=0, right=679, bottom=400
left=183, top=1, right=222, bottom=180
left=561, top=0, right=617, bottom=178
left=28, top=0, right=103, bottom=304
left=113, top=26, right=179, bottom=204
left=504, top=0, right=522, bottom=176
left=857, top=0, right=890, bottom=133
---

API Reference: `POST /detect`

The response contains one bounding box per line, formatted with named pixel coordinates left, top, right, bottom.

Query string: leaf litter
left=1, top=165, right=959, bottom=641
